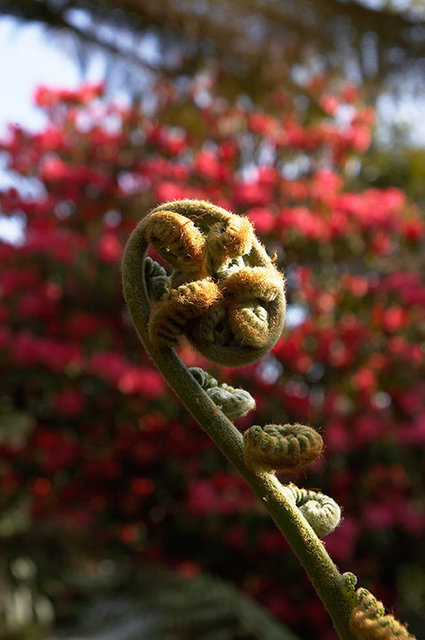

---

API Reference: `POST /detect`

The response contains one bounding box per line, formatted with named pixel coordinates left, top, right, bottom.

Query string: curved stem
left=122, top=221, right=355, bottom=640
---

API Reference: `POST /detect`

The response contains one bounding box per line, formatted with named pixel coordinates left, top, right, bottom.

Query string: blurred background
left=0, top=1, right=425, bottom=639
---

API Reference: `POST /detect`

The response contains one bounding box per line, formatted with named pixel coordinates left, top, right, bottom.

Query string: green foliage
left=51, top=568, right=300, bottom=640
left=361, top=146, right=425, bottom=205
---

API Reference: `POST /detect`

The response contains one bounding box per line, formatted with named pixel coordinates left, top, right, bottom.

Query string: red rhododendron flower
left=55, top=389, right=85, bottom=416
left=97, top=233, right=123, bottom=263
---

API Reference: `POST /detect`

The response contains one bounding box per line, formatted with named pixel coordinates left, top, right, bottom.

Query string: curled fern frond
left=123, top=200, right=361, bottom=638
left=341, top=574, right=417, bottom=640
left=188, top=366, right=218, bottom=389
left=144, top=257, right=170, bottom=302
left=287, top=484, right=341, bottom=537
left=124, top=200, right=286, bottom=366
left=189, top=367, right=256, bottom=419
left=243, top=423, right=323, bottom=473
left=149, top=279, right=221, bottom=347
left=341, top=572, right=358, bottom=606
left=206, top=215, right=254, bottom=273
left=142, top=209, right=206, bottom=277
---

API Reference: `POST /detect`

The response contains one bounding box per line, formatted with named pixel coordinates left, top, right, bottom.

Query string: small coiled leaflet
left=123, top=200, right=286, bottom=367
left=144, top=256, right=170, bottom=302
left=286, top=484, right=341, bottom=537
left=188, top=367, right=255, bottom=420
left=243, top=423, right=323, bottom=473
left=341, top=573, right=417, bottom=640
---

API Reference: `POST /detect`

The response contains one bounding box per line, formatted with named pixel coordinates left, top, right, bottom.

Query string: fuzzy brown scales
left=341, top=575, right=417, bottom=640
left=134, top=200, right=286, bottom=366
left=143, top=210, right=206, bottom=280
left=350, top=589, right=416, bottom=640
left=243, top=423, right=324, bottom=473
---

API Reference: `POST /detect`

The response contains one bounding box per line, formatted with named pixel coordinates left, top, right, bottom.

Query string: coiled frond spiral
left=342, top=573, right=417, bottom=640
left=286, top=484, right=341, bottom=537
left=123, top=200, right=286, bottom=366
left=189, top=367, right=255, bottom=419
left=243, top=423, right=323, bottom=473
left=144, top=256, right=170, bottom=302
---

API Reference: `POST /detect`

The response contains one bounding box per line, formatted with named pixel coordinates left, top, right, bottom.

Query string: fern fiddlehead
left=341, top=574, right=417, bottom=640
left=286, top=484, right=341, bottom=537
left=243, top=423, right=323, bottom=473
left=125, top=199, right=286, bottom=366
left=189, top=367, right=256, bottom=420
left=122, top=200, right=357, bottom=639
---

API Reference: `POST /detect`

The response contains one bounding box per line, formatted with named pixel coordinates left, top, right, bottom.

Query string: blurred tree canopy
left=1, top=0, right=425, bottom=100
left=5, top=0, right=425, bottom=206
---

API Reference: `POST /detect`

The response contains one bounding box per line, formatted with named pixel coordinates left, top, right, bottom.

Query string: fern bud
left=141, top=209, right=206, bottom=277
left=130, top=200, right=286, bottom=366
left=287, top=485, right=341, bottom=537
left=188, top=366, right=218, bottom=389
left=149, top=279, right=221, bottom=347
left=341, top=572, right=358, bottom=606
left=144, top=257, right=170, bottom=301
left=340, top=576, right=417, bottom=640
left=189, top=367, right=255, bottom=419
left=243, top=423, right=323, bottom=473
left=206, top=215, right=254, bottom=273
